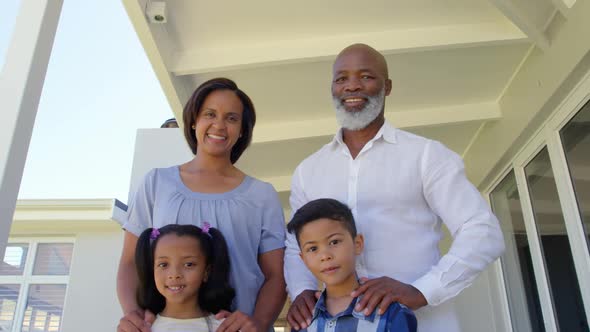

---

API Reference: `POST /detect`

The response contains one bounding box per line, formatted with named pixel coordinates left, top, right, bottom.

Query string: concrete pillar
left=0, top=0, right=63, bottom=258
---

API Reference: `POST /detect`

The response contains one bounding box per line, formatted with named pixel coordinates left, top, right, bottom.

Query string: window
left=525, top=147, right=588, bottom=331
left=491, top=171, right=545, bottom=331
left=560, top=99, right=590, bottom=254
left=486, top=75, right=590, bottom=330
left=0, top=240, right=73, bottom=332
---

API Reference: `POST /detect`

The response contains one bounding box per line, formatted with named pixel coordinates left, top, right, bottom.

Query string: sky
left=1, top=0, right=172, bottom=203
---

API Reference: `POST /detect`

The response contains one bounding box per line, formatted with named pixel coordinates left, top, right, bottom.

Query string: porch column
left=0, top=0, right=63, bottom=258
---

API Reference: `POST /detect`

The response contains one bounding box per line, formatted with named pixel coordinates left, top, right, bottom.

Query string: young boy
left=287, top=198, right=417, bottom=332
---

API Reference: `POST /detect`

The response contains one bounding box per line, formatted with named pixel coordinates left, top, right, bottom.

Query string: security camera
left=146, top=2, right=167, bottom=24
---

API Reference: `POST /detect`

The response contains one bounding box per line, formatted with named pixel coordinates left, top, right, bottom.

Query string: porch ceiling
left=123, top=0, right=570, bottom=192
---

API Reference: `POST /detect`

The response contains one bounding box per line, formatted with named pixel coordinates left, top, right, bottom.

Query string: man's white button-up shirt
left=285, top=122, right=505, bottom=331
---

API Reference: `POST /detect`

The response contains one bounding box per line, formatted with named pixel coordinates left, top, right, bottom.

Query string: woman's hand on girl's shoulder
left=117, top=309, right=155, bottom=332
left=215, top=310, right=260, bottom=332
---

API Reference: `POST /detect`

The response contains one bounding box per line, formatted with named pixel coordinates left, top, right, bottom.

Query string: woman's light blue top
left=123, top=165, right=286, bottom=316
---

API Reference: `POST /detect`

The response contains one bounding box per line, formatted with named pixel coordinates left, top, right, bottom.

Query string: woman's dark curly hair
left=182, top=77, right=256, bottom=164
left=135, top=224, right=235, bottom=314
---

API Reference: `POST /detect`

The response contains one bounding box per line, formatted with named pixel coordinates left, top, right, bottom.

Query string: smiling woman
left=116, top=78, right=287, bottom=332
left=183, top=78, right=256, bottom=164
left=191, top=90, right=244, bottom=163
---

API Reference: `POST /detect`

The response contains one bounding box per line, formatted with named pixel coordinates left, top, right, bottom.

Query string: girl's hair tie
left=150, top=228, right=160, bottom=240
left=202, top=222, right=212, bottom=238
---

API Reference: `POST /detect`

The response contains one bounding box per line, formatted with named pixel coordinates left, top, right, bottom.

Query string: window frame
left=484, top=68, right=590, bottom=332
left=0, top=237, right=75, bottom=332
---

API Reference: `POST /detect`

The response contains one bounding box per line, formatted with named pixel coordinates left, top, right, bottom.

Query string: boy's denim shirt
left=294, top=290, right=417, bottom=332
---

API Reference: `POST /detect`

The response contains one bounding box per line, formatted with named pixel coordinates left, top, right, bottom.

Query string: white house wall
left=60, top=230, right=123, bottom=332
left=10, top=199, right=125, bottom=332
left=453, top=271, right=498, bottom=332
left=127, top=128, right=193, bottom=203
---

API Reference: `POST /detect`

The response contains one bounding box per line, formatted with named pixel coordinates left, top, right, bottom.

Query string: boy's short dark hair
left=287, top=198, right=357, bottom=246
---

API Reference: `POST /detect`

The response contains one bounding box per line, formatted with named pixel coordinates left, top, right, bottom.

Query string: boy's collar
left=312, top=289, right=378, bottom=323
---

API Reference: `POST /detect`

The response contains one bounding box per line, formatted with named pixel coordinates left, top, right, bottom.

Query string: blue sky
left=1, top=0, right=172, bottom=203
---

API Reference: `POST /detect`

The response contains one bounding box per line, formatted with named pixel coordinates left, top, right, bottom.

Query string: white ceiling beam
left=550, top=0, right=576, bottom=17
left=489, top=0, right=551, bottom=50
left=171, top=22, right=526, bottom=76
left=253, top=102, right=502, bottom=144
left=0, top=0, right=64, bottom=257
left=122, top=0, right=186, bottom=114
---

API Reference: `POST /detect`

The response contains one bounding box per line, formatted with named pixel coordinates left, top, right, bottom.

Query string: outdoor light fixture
left=146, top=1, right=167, bottom=24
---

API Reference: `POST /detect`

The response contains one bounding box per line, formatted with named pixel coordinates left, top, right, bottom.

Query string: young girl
left=135, top=223, right=234, bottom=331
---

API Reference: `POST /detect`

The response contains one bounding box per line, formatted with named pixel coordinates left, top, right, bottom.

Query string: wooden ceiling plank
left=171, top=22, right=526, bottom=75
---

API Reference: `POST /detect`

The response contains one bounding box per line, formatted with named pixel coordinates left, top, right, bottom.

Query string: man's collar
left=332, top=128, right=345, bottom=147
left=381, top=121, right=397, bottom=144
left=330, top=121, right=397, bottom=148
left=311, top=290, right=377, bottom=323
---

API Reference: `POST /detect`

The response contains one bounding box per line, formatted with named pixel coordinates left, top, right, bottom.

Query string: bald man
left=284, top=44, right=505, bottom=332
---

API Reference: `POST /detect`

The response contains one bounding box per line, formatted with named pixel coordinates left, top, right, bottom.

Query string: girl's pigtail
left=135, top=227, right=165, bottom=314
left=198, top=227, right=235, bottom=314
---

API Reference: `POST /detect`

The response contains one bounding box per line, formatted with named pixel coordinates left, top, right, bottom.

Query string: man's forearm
left=253, top=275, right=287, bottom=331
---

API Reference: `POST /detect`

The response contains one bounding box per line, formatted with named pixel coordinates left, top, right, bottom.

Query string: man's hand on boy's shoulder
left=286, top=289, right=321, bottom=331
left=351, top=277, right=427, bottom=316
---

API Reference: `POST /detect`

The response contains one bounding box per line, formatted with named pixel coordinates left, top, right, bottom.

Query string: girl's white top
left=151, top=314, right=222, bottom=332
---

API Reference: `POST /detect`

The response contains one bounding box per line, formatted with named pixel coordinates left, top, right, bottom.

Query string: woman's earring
left=192, top=124, right=196, bottom=130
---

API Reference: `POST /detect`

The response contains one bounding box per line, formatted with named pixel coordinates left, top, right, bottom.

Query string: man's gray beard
left=333, top=88, right=385, bottom=131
